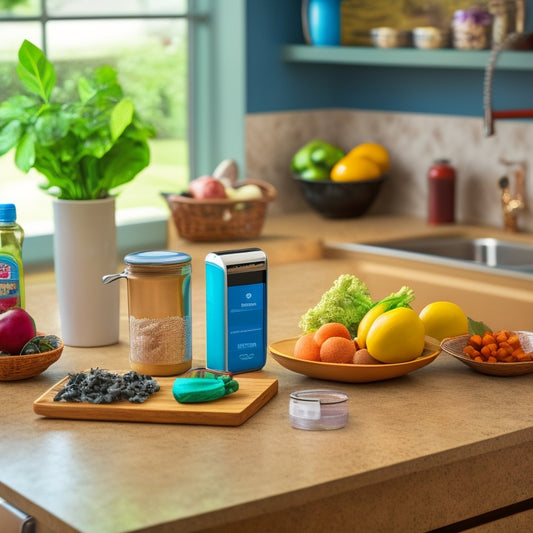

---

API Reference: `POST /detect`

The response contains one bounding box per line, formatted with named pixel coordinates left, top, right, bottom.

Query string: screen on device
left=227, top=269, right=265, bottom=366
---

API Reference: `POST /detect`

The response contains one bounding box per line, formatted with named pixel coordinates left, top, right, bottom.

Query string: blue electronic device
left=205, top=248, right=267, bottom=373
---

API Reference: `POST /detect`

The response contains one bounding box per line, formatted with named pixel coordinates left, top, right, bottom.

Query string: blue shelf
left=282, top=44, right=533, bottom=71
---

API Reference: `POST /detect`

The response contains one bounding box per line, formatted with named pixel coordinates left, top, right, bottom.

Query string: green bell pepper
left=291, top=140, right=345, bottom=181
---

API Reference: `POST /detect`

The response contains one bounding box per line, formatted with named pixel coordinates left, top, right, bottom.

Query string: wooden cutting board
left=33, top=372, right=278, bottom=426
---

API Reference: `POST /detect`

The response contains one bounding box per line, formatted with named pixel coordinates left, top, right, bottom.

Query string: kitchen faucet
left=483, top=29, right=531, bottom=136
left=498, top=158, right=526, bottom=232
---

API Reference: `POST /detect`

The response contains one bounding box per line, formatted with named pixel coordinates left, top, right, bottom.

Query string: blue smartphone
left=205, top=248, right=267, bottom=373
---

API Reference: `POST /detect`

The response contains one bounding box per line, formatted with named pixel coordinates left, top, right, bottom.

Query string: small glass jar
left=104, top=251, right=192, bottom=376
left=452, top=7, right=492, bottom=50
left=289, top=389, right=349, bottom=430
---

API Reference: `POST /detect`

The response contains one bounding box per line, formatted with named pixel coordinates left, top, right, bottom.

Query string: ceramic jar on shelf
left=452, top=6, right=492, bottom=50
left=302, top=0, right=342, bottom=46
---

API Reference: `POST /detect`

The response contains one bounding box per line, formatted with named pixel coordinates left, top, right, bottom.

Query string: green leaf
left=0, top=95, right=39, bottom=124
left=110, top=99, right=134, bottom=141
left=100, top=137, right=150, bottom=191
left=16, top=40, right=56, bottom=103
left=468, top=317, right=492, bottom=337
left=14, top=131, right=35, bottom=172
left=0, top=121, right=22, bottom=155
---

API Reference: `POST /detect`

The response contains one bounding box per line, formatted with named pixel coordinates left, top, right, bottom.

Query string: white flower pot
left=53, top=197, right=120, bottom=347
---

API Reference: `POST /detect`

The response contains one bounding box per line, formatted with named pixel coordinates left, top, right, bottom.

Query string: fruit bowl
left=269, top=337, right=439, bottom=383
left=162, top=179, right=277, bottom=241
left=441, top=333, right=533, bottom=377
left=0, top=336, right=64, bottom=381
left=293, top=175, right=387, bottom=219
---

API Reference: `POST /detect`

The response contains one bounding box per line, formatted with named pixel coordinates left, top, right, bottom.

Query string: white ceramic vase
left=53, top=197, right=120, bottom=347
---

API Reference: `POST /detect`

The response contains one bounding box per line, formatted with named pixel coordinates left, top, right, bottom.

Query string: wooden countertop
left=2, top=214, right=533, bottom=532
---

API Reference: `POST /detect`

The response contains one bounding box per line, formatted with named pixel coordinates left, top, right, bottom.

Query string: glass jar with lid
left=103, top=251, right=192, bottom=376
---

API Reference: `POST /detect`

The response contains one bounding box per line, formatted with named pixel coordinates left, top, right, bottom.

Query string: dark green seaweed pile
left=53, top=368, right=160, bottom=404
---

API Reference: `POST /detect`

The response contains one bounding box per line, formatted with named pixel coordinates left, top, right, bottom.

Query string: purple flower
left=453, top=7, right=492, bottom=26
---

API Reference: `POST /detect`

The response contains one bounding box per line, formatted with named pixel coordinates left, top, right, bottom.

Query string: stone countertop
left=2, top=214, right=533, bottom=532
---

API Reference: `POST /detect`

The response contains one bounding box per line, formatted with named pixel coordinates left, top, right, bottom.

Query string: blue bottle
left=0, top=204, right=25, bottom=310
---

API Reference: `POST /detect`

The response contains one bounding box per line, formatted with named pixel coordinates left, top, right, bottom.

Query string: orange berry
left=320, top=336, right=355, bottom=364
left=293, top=332, right=321, bottom=361
left=314, top=322, right=351, bottom=347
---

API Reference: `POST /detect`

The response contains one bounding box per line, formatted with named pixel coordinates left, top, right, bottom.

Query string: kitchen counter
left=3, top=213, right=533, bottom=532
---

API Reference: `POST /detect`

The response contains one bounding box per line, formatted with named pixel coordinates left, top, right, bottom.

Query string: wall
left=245, top=1, right=533, bottom=232
left=246, top=109, right=533, bottom=232
left=246, top=0, right=533, bottom=116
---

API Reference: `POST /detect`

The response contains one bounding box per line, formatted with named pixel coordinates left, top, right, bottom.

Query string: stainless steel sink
left=327, top=236, right=533, bottom=276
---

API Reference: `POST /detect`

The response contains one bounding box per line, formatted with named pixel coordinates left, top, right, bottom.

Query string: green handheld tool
left=172, top=368, right=239, bottom=403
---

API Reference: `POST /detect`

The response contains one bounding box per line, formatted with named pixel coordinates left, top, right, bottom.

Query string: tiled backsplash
left=246, top=110, right=533, bottom=233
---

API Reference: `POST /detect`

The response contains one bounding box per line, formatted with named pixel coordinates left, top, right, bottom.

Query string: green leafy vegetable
left=372, top=285, right=415, bottom=312
left=468, top=317, right=492, bottom=337
left=298, top=274, right=374, bottom=337
left=0, top=39, right=155, bottom=200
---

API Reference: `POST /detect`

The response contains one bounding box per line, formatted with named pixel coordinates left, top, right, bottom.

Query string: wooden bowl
left=0, top=338, right=64, bottom=381
left=441, top=332, right=533, bottom=377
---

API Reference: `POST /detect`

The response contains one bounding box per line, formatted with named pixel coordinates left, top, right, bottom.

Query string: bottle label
left=0, top=254, right=21, bottom=311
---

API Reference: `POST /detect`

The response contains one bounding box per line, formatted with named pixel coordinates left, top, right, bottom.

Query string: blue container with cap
left=103, top=251, right=192, bottom=376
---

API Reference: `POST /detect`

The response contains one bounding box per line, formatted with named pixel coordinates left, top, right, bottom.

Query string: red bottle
left=428, top=159, right=456, bottom=225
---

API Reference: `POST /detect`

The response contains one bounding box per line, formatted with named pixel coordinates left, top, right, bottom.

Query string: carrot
left=482, top=333, right=496, bottom=346
left=508, top=334, right=521, bottom=348
left=463, top=345, right=480, bottom=358
left=469, top=334, right=483, bottom=350
left=463, top=330, right=529, bottom=363
left=496, top=331, right=509, bottom=344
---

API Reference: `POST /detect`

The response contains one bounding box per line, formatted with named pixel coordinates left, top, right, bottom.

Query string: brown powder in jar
left=129, top=315, right=190, bottom=365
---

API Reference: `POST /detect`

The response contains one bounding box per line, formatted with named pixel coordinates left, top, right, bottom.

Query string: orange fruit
left=320, top=336, right=355, bottom=363
left=294, top=332, right=321, bottom=361
left=348, top=142, right=390, bottom=174
left=330, top=156, right=381, bottom=182
left=314, top=322, right=352, bottom=347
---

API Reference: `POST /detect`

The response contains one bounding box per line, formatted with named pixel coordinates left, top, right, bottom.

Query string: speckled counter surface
left=2, top=214, right=533, bottom=533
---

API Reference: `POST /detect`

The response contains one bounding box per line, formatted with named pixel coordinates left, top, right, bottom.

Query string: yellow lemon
left=366, top=307, right=426, bottom=363
left=348, top=143, right=390, bottom=174
left=330, top=155, right=381, bottom=182
left=419, top=301, right=469, bottom=341
left=356, top=301, right=389, bottom=349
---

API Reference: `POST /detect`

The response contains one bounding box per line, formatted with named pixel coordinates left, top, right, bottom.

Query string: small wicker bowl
left=162, top=179, right=277, bottom=242
left=0, top=339, right=64, bottom=381
left=441, top=332, right=533, bottom=377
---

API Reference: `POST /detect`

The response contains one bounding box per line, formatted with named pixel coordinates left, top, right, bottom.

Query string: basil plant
left=0, top=40, right=155, bottom=200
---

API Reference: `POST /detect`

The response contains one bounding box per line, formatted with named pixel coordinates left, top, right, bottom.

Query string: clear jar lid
left=124, top=251, right=191, bottom=265
left=124, top=251, right=191, bottom=277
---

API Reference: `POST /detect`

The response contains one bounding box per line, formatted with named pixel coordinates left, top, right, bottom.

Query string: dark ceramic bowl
left=294, top=174, right=387, bottom=219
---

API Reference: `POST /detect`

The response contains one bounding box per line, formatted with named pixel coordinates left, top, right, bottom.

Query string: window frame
left=1, top=0, right=247, bottom=269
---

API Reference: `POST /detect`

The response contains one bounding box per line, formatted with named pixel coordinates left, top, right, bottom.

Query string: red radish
left=0, top=308, right=37, bottom=354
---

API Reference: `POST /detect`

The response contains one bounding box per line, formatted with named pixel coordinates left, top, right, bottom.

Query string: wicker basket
left=163, top=179, right=277, bottom=241
left=0, top=340, right=64, bottom=381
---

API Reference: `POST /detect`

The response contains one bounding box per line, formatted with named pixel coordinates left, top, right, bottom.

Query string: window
left=0, top=0, right=190, bottom=264
left=0, top=0, right=246, bottom=268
